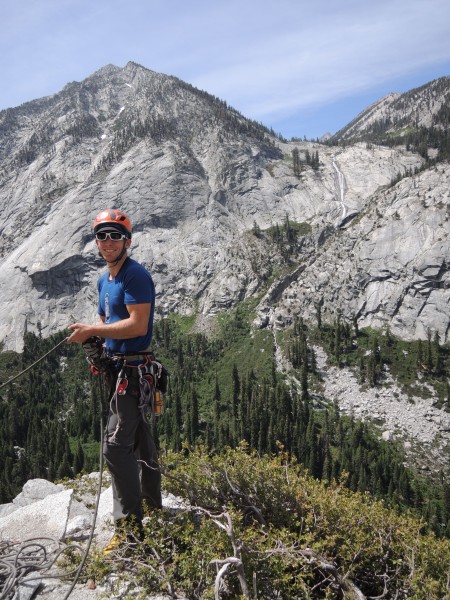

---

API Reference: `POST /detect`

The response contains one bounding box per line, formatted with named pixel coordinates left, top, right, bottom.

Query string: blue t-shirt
left=97, top=257, right=155, bottom=354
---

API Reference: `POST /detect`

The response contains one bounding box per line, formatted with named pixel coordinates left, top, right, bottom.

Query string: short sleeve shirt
left=97, top=257, right=155, bottom=353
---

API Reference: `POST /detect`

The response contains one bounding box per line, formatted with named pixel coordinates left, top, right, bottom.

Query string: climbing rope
left=0, top=337, right=68, bottom=391
left=0, top=538, right=84, bottom=600
left=0, top=336, right=107, bottom=599
left=60, top=382, right=105, bottom=600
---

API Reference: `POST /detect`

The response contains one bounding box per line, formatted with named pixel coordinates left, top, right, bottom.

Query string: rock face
left=332, top=76, right=450, bottom=140
left=0, top=476, right=184, bottom=600
left=256, top=162, right=450, bottom=342
left=0, top=61, right=448, bottom=352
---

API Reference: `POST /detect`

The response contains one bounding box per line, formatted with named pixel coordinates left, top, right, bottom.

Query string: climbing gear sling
left=81, top=337, right=169, bottom=417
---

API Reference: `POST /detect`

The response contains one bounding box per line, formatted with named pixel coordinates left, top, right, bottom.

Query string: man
left=67, top=208, right=162, bottom=552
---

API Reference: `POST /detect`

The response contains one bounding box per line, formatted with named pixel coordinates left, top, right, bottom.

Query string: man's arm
left=67, top=303, right=151, bottom=344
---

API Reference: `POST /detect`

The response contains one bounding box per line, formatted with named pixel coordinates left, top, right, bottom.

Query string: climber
left=67, top=208, right=162, bottom=553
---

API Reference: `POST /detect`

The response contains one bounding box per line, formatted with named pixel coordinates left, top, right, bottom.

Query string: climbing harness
left=83, top=338, right=168, bottom=419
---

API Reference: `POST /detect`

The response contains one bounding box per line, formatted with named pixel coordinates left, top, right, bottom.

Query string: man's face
left=96, top=234, right=131, bottom=263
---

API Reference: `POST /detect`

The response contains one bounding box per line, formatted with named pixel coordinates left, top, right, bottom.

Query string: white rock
left=0, top=489, right=72, bottom=542
left=12, top=479, right=64, bottom=507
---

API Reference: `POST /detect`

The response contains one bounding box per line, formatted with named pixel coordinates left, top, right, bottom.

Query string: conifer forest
left=0, top=305, right=449, bottom=543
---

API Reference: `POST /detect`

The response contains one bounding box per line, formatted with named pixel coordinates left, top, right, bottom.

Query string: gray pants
left=103, top=372, right=162, bottom=524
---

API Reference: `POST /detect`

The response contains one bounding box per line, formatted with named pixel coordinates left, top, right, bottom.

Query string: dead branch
left=195, top=507, right=251, bottom=599
left=259, top=542, right=366, bottom=600
left=223, top=463, right=267, bottom=526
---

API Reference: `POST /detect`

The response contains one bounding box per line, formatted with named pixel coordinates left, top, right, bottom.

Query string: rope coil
left=0, top=537, right=84, bottom=600
left=0, top=336, right=106, bottom=599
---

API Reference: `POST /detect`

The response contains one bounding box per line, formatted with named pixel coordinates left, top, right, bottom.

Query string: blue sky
left=2, top=0, right=450, bottom=140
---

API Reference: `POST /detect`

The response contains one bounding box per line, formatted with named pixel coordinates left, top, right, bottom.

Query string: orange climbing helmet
left=92, top=209, right=132, bottom=238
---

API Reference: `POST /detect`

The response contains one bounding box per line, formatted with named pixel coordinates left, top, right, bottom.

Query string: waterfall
left=332, top=157, right=347, bottom=223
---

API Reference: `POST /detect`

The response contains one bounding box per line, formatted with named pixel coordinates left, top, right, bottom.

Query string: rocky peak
left=332, top=75, right=450, bottom=141
left=0, top=64, right=448, bottom=352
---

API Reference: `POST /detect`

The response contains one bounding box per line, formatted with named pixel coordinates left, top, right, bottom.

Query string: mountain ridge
left=331, top=75, right=450, bottom=145
left=0, top=62, right=448, bottom=353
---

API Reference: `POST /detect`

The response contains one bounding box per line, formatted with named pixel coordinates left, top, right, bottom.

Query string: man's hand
left=67, top=323, right=94, bottom=344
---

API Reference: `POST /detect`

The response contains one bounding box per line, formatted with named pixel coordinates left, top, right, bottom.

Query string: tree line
left=0, top=312, right=449, bottom=538
left=155, top=313, right=450, bottom=538
left=292, top=147, right=320, bottom=176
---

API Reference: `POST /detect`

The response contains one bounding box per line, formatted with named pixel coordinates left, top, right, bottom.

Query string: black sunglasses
left=95, top=231, right=127, bottom=241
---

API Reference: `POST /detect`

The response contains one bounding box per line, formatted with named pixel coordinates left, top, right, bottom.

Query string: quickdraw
left=138, top=362, right=164, bottom=416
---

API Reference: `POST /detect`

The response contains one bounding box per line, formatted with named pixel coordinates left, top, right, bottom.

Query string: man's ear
left=126, top=238, right=132, bottom=249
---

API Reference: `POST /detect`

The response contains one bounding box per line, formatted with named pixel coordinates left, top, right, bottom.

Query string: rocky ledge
left=0, top=476, right=182, bottom=599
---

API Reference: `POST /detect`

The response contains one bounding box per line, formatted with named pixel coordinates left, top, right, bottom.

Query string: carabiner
left=117, top=375, right=128, bottom=395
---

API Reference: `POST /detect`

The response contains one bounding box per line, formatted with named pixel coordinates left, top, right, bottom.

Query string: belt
left=107, top=354, right=150, bottom=366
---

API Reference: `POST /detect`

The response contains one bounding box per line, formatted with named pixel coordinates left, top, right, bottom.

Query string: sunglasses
left=95, top=231, right=127, bottom=241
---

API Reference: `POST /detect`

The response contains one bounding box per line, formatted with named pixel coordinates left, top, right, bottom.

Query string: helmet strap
left=113, top=243, right=128, bottom=265
left=98, top=241, right=129, bottom=267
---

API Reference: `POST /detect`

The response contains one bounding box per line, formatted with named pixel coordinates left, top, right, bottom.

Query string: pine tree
left=433, top=331, right=443, bottom=375
left=252, top=220, right=262, bottom=237
left=213, top=374, right=222, bottom=450
left=315, top=299, right=323, bottom=330
left=171, top=391, right=182, bottom=452
left=190, top=387, right=200, bottom=443
left=417, top=339, right=424, bottom=370
left=322, top=443, right=333, bottom=481
left=292, top=147, right=301, bottom=177
left=306, top=412, right=320, bottom=478
left=426, top=328, right=434, bottom=372
left=73, top=440, right=85, bottom=475
left=300, top=365, right=309, bottom=400
left=310, top=348, right=317, bottom=375
left=334, top=317, right=341, bottom=365
left=57, top=452, right=72, bottom=480
left=184, top=394, right=193, bottom=445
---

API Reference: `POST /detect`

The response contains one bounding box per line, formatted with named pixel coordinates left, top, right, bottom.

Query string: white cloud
left=185, top=0, right=450, bottom=123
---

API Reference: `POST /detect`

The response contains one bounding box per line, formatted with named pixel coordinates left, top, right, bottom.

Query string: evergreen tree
left=315, top=299, right=323, bottom=330
left=334, top=316, right=342, bottom=365
left=292, top=147, right=301, bottom=177
left=426, top=328, right=434, bottom=372
left=190, top=387, right=200, bottom=443
left=300, top=364, right=309, bottom=400
left=171, top=391, right=182, bottom=452
left=213, top=374, right=222, bottom=450
left=433, top=331, right=443, bottom=375
left=57, top=453, right=72, bottom=480
left=417, top=339, right=424, bottom=370
left=73, top=440, right=85, bottom=475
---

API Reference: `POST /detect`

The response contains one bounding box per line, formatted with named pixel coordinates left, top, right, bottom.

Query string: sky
left=1, top=0, right=450, bottom=140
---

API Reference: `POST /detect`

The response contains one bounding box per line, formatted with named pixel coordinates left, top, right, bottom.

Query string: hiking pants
left=103, top=370, right=162, bottom=524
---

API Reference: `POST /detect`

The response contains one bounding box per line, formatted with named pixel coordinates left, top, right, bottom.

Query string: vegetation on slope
left=65, top=446, right=450, bottom=599
left=1, top=302, right=449, bottom=542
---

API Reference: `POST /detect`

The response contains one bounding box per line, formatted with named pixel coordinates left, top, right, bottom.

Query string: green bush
left=86, top=445, right=448, bottom=599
